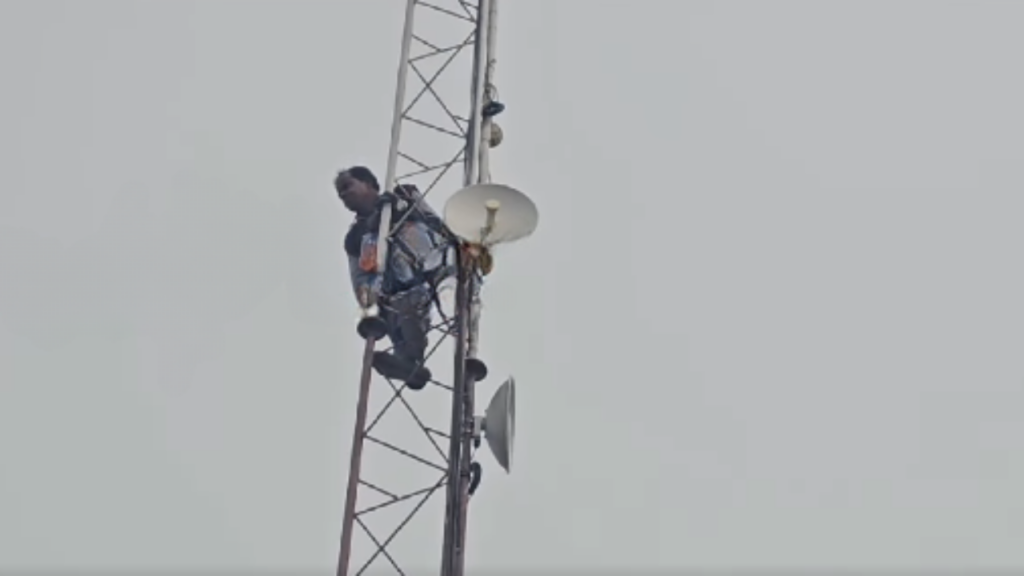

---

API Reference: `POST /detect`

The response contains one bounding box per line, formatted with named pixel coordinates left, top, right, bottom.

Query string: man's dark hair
left=337, top=165, right=380, bottom=192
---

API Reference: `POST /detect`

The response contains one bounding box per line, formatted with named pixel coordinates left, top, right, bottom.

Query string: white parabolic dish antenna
left=481, top=376, right=516, bottom=473
left=443, top=183, right=538, bottom=246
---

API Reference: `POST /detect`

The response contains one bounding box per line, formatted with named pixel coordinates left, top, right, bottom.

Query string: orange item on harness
left=359, top=236, right=378, bottom=272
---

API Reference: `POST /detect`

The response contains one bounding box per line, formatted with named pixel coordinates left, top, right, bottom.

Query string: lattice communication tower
left=335, top=2, right=538, bottom=576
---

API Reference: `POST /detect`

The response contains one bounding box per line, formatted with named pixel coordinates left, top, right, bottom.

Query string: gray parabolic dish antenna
left=483, top=376, right=516, bottom=473
left=443, top=183, right=538, bottom=246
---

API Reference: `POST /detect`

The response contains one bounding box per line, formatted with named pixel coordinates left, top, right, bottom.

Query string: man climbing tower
left=335, top=166, right=453, bottom=390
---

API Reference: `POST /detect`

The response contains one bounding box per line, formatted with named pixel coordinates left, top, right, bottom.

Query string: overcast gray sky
left=3, top=0, right=1024, bottom=572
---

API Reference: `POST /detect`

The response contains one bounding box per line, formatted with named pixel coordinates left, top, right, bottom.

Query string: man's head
left=335, top=166, right=380, bottom=215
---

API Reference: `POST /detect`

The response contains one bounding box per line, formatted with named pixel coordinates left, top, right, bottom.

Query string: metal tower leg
left=336, top=2, right=501, bottom=576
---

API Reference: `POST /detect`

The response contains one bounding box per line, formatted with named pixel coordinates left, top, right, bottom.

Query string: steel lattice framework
left=336, top=2, right=506, bottom=576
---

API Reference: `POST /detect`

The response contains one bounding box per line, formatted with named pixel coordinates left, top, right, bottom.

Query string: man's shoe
left=372, top=351, right=432, bottom=390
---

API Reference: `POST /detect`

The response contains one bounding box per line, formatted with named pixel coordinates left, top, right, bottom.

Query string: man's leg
left=389, top=284, right=431, bottom=366
left=379, top=306, right=406, bottom=357
left=372, top=285, right=433, bottom=389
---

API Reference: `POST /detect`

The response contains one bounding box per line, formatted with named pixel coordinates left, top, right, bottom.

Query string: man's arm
left=344, top=218, right=384, bottom=307
left=348, top=253, right=381, bottom=307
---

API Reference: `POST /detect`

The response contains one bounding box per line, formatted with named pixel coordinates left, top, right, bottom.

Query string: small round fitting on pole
left=466, top=357, right=488, bottom=381
left=488, top=123, right=503, bottom=148
left=468, top=462, right=483, bottom=496
left=482, top=100, right=505, bottom=118
left=478, top=248, right=494, bottom=275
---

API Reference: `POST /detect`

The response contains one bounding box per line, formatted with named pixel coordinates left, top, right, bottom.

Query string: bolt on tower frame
left=336, top=2, right=508, bottom=576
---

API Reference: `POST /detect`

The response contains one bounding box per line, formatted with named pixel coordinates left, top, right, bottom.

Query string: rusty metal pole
left=336, top=337, right=377, bottom=576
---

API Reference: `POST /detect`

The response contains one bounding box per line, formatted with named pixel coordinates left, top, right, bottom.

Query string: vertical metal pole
left=338, top=4, right=417, bottom=576
left=376, top=0, right=418, bottom=273
left=464, top=0, right=491, bottom=188
left=451, top=269, right=478, bottom=576
left=440, top=250, right=472, bottom=576
left=476, top=0, right=499, bottom=188
left=442, top=2, right=492, bottom=576
left=466, top=0, right=499, bottom=360
left=336, top=338, right=378, bottom=576
left=453, top=4, right=499, bottom=574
